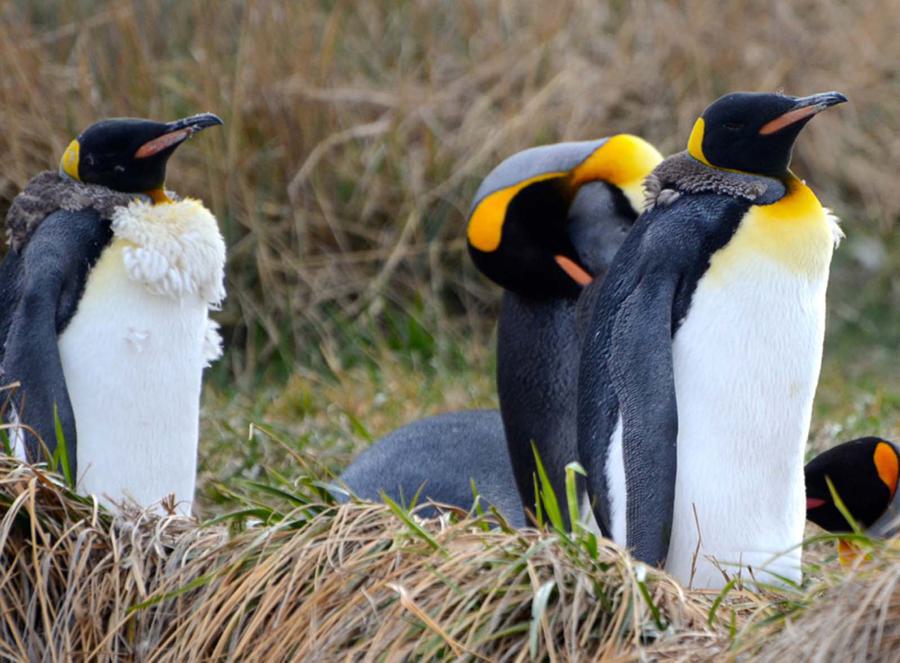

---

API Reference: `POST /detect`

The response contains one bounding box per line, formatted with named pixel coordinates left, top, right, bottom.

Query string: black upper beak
left=759, top=91, right=847, bottom=135
left=792, top=91, right=848, bottom=111
left=135, top=113, right=223, bottom=159
left=165, top=112, right=224, bottom=134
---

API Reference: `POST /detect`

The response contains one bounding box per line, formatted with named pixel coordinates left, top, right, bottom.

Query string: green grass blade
left=826, top=475, right=864, bottom=535
left=381, top=493, right=448, bottom=557
left=128, top=572, right=219, bottom=613
left=707, top=578, right=737, bottom=627
left=635, top=565, right=667, bottom=632
left=532, top=441, right=563, bottom=532
left=532, top=472, right=544, bottom=528
left=529, top=580, right=555, bottom=659
left=53, top=404, right=74, bottom=489
left=565, top=461, right=586, bottom=533
left=0, top=428, right=11, bottom=456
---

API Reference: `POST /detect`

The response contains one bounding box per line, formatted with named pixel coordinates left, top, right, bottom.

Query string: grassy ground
left=1, top=0, right=898, bottom=658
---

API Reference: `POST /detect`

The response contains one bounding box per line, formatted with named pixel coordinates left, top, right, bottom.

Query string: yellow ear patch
left=60, top=139, right=81, bottom=181
left=570, top=135, right=663, bottom=212
left=874, top=442, right=899, bottom=498
left=468, top=135, right=662, bottom=253
left=687, top=118, right=711, bottom=166
left=467, top=172, right=562, bottom=252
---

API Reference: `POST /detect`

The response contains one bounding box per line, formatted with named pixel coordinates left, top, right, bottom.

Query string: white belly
left=59, top=242, right=207, bottom=515
left=664, top=257, right=828, bottom=588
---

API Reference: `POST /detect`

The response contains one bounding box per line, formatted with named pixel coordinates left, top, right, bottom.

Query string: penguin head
left=59, top=113, right=223, bottom=198
left=687, top=91, right=847, bottom=177
left=467, top=135, right=662, bottom=299
left=805, top=437, right=899, bottom=533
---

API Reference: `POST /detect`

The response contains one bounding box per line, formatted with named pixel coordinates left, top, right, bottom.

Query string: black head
left=467, top=136, right=662, bottom=300
left=805, top=437, right=899, bottom=532
left=688, top=91, right=847, bottom=177
left=59, top=113, right=223, bottom=194
left=469, top=177, right=596, bottom=300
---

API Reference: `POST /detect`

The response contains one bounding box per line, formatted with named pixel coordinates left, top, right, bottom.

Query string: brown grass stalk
left=1, top=0, right=897, bottom=375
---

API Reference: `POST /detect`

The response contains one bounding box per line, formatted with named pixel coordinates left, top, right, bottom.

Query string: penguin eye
left=723, top=121, right=746, bottom=131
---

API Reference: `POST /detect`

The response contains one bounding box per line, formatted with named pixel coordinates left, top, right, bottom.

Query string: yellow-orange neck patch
left=60, top=139, right=81, bottom=181
left=837, top=539, right=865, bottom=567
left=874, top=442, right=899, bottom=498
left=705, top=175, right=834, bottom=280
left=146, top=188, right=175, bottom=205
left=467, top=135, right=662, bottom=254
left=467, top=172, right=562, bottom=252
left=687, top=118, right=711, bottom=166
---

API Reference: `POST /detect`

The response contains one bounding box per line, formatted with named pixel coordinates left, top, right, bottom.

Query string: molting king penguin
left=339, top=135, right=663, bottom=525
left=806, top=437, right=900, bottom=555
left=0, top=113, right=225, bottom=515
left=577, top=91, right=847, bottom=589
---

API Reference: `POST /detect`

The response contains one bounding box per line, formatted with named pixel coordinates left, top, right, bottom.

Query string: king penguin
left=0, top=113, right=225, bottom=515
left=340, top=135, right=663, bottom=525
left=577, top=91, right=847, bottom=589
left=806, top=437, right=900, bottom=539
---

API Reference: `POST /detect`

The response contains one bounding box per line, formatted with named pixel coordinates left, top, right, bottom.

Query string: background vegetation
left=0, top=1, right=897, bottom=657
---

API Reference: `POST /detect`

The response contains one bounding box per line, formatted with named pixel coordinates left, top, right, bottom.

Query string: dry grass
left=1, top=0, right=897, bottom=376
left=1, top=2, right=898, bottom=659
left=0, top=457, right=720, bottom=660
left=1, top=455, right=897, bottom=661
left=739, top=539, right=900, bottom=661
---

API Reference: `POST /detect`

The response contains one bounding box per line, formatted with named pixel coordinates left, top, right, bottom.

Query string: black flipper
left=577, top=192, right=751, bottom=564
left=608, top=273, right=678, bottom=565
left=1, top=208, right=112, bottom=477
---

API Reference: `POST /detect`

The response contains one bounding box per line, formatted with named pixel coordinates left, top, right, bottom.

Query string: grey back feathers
left=337, top=410, right=525, bottom=527
left=5, top=171, right=134, bottom=253
left=468, top=139, right=609, bottom=212
left=643, top=151, right=785, bottom=211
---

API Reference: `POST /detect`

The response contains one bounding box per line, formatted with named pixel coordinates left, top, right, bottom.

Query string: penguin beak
left=554, top=255, right=593, bottom=286
left=806, top=497, right=827, bottom=509
left=759, top=91, right=848, bottom=135
left=134, top=112, right=224, bottom=159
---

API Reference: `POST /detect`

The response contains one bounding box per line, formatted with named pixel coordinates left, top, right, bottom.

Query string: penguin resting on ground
left=339, top=136, right=663, bottom=525
left=806, top=437, right=900, bottom=543
left=0, top=113, right=225, bottom=515
left=577, top=91, right=847, bottom=589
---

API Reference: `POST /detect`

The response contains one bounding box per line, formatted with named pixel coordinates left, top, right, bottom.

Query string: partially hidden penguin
left=0, top=113, right=225, bottom=515
left=339, top=135, right=663, bottom=526
left=806, top=437, right=900, bottom=565
left=577, top=91, right=847, bottom=589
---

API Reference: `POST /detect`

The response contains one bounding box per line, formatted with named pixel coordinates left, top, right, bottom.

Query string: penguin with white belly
left=577, top=91, right=847, bottom=589
left=0, top=113, right=225, bottom=515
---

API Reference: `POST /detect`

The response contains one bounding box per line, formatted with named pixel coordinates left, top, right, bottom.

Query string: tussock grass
left=739, top=540, right=900, bottom=661
left=0, top=456, right=722, bottom=660
left=1, top=0, right=897, bottom=376
left=1, top=455, right=897, bottom=660
left=1, top=2, right=898, bottom=659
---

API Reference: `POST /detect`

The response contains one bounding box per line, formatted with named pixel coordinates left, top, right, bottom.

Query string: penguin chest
left=59, top=241, right=208, bottom=514
left=665, top=217, right=835, bottom=588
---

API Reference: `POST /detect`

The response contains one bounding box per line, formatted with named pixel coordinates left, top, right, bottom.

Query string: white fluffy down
left=59, top=198, right=226, bottom=516
left=113, top=198, right=226, bottom=306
